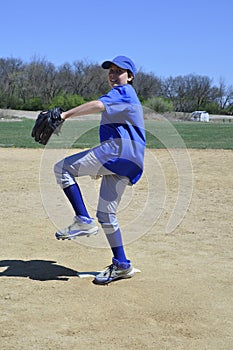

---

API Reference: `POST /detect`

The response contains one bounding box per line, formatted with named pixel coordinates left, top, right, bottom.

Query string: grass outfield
left=0, top=118, right=233, bottom=149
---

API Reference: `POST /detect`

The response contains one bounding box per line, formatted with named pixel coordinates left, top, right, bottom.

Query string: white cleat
left=55, top=216, right=98, bottom=240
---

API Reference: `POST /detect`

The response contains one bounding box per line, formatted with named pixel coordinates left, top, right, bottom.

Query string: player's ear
left=127, top=70, right=134, bottom=84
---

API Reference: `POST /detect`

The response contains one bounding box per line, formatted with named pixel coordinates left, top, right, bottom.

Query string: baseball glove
left=31, top=107, right=64, bottom=145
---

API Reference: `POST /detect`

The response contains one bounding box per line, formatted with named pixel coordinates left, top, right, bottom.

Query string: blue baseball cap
left=101, top=55, right=137, bottom=77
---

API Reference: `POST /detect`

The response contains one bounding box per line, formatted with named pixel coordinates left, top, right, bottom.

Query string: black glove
left=31, top=107, right=64, bottom=145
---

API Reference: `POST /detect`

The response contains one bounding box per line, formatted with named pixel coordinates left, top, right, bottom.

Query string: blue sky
left=1, top=0, right=232, bottom=86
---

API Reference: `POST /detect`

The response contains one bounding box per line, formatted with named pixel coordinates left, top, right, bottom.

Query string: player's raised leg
left=54, top=150, right=99, bottom=240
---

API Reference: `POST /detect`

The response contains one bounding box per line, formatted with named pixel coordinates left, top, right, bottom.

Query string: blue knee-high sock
left=63, top=183, right=90, bottom=218
left=106, top=228, right=127, bottom=262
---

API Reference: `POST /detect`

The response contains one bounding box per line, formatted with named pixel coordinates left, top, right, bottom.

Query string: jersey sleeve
left=99, top=86, right=132, bottom=110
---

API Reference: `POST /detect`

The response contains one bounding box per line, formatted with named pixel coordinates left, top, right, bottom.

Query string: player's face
left=108, top=64, right=133, bottom=87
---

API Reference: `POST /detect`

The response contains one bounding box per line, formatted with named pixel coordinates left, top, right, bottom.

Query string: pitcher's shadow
left=0, top=260, right=98, bottom=281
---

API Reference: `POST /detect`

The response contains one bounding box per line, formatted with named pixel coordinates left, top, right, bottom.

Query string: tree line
left=0, top=57, right=232, bottom=114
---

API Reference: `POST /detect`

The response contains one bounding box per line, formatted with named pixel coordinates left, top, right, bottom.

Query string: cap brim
left=101, top=61, right=112, bottom=69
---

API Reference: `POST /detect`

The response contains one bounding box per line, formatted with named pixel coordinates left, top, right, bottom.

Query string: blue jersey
left=93, top=84, right=146, bottom=185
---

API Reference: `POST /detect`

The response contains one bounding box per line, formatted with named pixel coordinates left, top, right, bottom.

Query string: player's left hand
left=31, top=107, right=64, bottom=145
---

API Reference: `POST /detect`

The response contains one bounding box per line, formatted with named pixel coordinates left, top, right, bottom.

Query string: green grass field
left=0, top=118, right=233, bottom=149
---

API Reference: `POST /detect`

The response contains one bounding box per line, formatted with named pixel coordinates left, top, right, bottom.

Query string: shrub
left=0, top=94, right=24, bottom=109
left=23, top=97, right=45, bottom=111
left=144, top=97, right=174, bottom=113
left=49, top=94, right=85, bottom=110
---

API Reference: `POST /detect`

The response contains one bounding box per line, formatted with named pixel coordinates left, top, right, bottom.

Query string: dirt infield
left=0, top=148, right=233, bottom=350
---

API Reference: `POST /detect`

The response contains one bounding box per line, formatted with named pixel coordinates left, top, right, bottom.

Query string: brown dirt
left=0, top=148, right=233, bottom=350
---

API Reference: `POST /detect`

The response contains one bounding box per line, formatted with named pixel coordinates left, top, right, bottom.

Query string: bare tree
left=214, top=78, right=233, bottom=110
left=134, top=71, right=162, bottom=100
left=162, top=74, right=213, bottom=112
left=22, top=58, right=58, bottom=104
left=0, top=58, right=25, bottom=107
left=56, top=60, right=108, bottom=98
